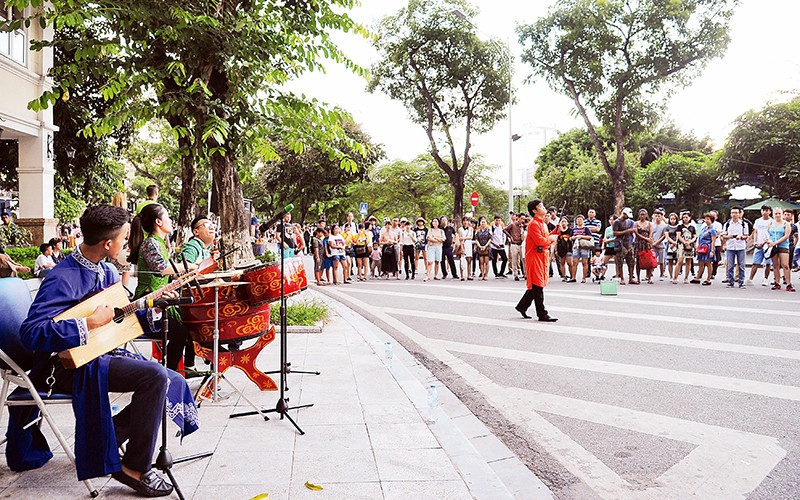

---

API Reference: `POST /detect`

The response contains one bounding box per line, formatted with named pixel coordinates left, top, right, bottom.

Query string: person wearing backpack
left=721, top=206, right=749, bottom=288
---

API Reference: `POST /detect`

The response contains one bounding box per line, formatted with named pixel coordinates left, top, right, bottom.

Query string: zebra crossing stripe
left=341, top=288, right=798, bottom=334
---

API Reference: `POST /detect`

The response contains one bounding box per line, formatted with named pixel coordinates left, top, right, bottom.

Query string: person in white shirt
left=721, top=206, right=749, bottom=288
left=458, top=218, right=475, bottom=281
left=747, top=205, right=773, bottom=286
left=710, top=210, right=724, bottom=280
left=34, top=242, right=57, bottom=279
left=399, top=220, right=417, bottom=279
left=392, top=217, right=403, bottom=271
left=490, top=215, right=508, bottom=278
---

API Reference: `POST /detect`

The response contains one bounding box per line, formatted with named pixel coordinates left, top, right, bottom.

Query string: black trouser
left=53, top=356, right=167, bottom=473
left=441, top=246, right=459, bottom=278
left=402, top=244, right=415, bottom=277
left=491, top=248, right=507, bottom=276
left=516, top=286, right=548, bottom=319
left=711, top=246, right=722, bottom=277
left=143, top=317, right=193, bottom=371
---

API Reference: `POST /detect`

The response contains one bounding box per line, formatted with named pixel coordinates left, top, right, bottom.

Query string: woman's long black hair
left=127, top=203, right=167, bottom=264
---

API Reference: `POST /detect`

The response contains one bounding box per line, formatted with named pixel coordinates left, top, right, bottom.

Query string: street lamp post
left=507, top=67, right=513, bottom=215
left=452, top=10, right=516, bottom=216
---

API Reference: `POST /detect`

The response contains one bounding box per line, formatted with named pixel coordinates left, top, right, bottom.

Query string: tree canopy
left=8, top=0, right=370, bottom=257
left=721, top=97, right=800, bottom=200
left=534, top=128, right=729, bottom=218
left=518, top=0, right=736, bottom=214
left=251, top=121, right=384, bottom=224
left=634, top=151, right=728, bottom=215
left=345, top=155, right=506, bottom=223
left=368, top=0, right=511, bottom=218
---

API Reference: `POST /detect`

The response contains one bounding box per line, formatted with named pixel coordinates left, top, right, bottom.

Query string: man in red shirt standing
left=516, top=200, right=558, bottom=322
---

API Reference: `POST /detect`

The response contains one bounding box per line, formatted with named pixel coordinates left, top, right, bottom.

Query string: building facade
left=1, top=2, right=57, bottom=245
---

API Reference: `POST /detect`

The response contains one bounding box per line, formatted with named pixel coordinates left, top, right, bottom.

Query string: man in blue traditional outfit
left=10, top=205, right=199, bottom=497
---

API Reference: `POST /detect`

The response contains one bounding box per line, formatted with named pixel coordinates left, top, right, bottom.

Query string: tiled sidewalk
left=0, top=291, right=551, bottom=499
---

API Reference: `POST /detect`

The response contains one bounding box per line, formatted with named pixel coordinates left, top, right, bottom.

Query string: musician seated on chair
left=128, top=204, right=200, bottom=377
left=14, top=205, right=199, bottom=497
left=180, top=215, right=219, bottom=264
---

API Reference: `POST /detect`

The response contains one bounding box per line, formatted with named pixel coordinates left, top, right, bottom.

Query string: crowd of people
left=293, top=204, right=799, bottom=292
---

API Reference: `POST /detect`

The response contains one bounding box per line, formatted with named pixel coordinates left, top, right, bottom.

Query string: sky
left=289, top=0, right=800, bottom=198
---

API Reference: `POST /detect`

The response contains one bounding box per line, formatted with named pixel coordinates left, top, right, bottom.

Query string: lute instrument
left=56, top=256, right=218, bottom=369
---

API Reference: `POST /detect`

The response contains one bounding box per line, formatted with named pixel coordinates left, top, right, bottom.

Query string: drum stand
left=195, top=282, right=272, bottom=421
left=230, top=220, right=317, bottom=434
left=152, top=302, right=213, bottom=500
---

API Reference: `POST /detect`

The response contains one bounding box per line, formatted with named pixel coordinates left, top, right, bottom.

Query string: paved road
left=316, top=263, right=800, bottom=500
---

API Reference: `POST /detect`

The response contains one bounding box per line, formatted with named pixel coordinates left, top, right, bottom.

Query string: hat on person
left=654, top=208, right=665, bottom=215
left=622, top=207, right=633, bottom=218
left=399, top=217, right=407, bottom=223
left=415, top=216, right=425, bottom=224
left=384, top=217, right=391, bottom=223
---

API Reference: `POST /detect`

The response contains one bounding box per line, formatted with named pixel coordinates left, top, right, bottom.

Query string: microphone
left=147, top=297, right=194, bottom=309
left=132, top=296, right=194, bottom=310
left=259, top=204, right=294, bottom=234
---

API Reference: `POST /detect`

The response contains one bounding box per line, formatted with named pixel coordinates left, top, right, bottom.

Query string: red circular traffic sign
left=470, top=191, right=480, bottom=207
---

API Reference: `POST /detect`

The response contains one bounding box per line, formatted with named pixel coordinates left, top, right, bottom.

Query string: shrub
left=255, top=248, right=280, bottom=263
left=5, top=247, right=73, bottom=280
left=271, top=297, right=330, bottom=326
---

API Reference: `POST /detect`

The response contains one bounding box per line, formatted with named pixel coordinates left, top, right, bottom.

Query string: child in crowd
left=34, top=242, right=56, bottom=279
left=370, top=242, right=382, bottom=278
left=591, top=247, right=606, bottom=282
left=312, top=227, right=326, bottom=286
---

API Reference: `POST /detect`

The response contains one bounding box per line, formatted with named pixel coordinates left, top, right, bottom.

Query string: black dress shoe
left=112, top=469, right=174, bottom=497
left=515, top=307, right=531, bottom=319
left=538, top=316, right=558, bottom=322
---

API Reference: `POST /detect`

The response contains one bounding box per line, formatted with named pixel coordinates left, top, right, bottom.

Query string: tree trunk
left=451, top=172, right=465, bottom=220
left=612, top=173, right=626, bottom=216
left=211, top=151, right=252, bottom=268
left=176, top=139, right=198, bottom=245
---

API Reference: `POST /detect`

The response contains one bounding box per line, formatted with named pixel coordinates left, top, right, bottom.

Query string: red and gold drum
left=187, top=276, right=248, bottom=304
left=242, top=257, right=308, bottom=306
left=182, top=301, right=271, bottom=345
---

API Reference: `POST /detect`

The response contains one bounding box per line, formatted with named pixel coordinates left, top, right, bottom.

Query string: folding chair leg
left=0, top=374, right=10, bottom=431
left=37, top=398, right=98, bottom=497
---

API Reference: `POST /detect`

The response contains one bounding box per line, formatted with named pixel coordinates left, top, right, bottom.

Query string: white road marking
left=322, top=287, right=784, bottom=500
left=383, top=307, right=800, bottom=360
left=379, top=282, right=800, bottom=317
left=432, top=336, right=800, bottom=402
left=356, top=278, right=800, bottom=304
left=340, top=288, right=799, bottom=334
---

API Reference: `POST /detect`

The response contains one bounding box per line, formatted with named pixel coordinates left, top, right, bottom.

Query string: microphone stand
left=229, top=217, right=316, bottom=434
left=151, top=297, right=212, bottom=500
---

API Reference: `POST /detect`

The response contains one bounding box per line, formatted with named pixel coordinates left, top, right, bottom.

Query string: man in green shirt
left=135, top=185, right=159, bottom=215
left=180, top=215, right=217, bottom=264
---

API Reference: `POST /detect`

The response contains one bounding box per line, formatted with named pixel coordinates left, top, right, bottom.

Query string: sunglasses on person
left=192, top=220, right=215, bottom=230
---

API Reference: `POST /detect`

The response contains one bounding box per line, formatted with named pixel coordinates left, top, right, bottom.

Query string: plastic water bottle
left=111, top=404, right=120, bottom=416
left=426, top=384, right=439, bottom=423
left=384, top=341, right=393, bottom=367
